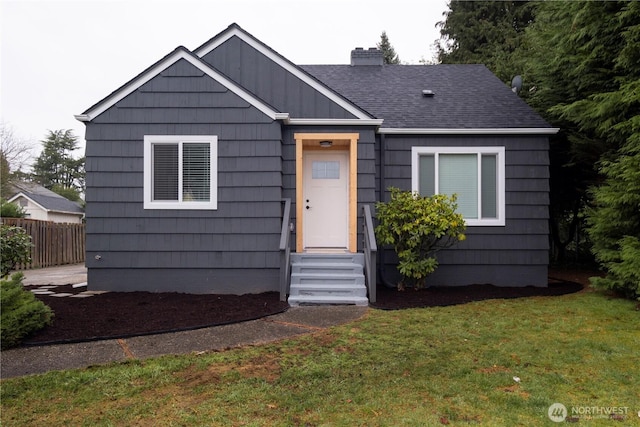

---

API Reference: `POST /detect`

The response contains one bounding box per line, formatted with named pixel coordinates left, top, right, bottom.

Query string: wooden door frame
left=294, top=133, right=359, bottom=253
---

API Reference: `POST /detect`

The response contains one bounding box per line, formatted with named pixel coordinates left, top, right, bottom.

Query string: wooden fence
left=1, top=218, right=85, bottom=269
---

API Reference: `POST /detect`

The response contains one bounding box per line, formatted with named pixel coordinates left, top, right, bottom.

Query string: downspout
left=378, top=133, right=396, bottom=288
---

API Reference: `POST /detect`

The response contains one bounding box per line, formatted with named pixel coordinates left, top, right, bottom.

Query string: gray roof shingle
left=9, top=182, right=84, bottom=214
left=300, top=64, right=550, bottom=129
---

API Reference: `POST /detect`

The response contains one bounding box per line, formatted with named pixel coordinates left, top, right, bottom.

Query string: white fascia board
left=77, top=50, right=281, bottom=122
left=285, top=118, right=384, bottom=126
left=378, top=127, right=560, bottom=135
left=195, top=27, right=372, bottom=121
left=8, top=193, right=47, bottom=212
left=48, top=209, right=85, bottom=216
left=275, top=113, right=290, bottom=121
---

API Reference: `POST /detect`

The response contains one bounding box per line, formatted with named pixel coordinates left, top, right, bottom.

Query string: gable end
left=195, top=23, right=373, bottom=121
left=76, top=47, right=281, bottom=123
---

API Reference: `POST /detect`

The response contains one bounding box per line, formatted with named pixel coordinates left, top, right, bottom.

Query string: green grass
left=2, top=290, right=639, bottom=426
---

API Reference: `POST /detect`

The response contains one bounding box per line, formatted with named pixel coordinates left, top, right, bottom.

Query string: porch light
left=319, top=140, right=333, bottom=148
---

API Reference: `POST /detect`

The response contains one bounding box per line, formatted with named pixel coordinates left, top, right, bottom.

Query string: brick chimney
left=350, top=47, right=384, bottom=66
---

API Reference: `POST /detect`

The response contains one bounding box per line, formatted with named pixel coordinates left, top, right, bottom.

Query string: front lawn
left=2, top=288, right=639, bottom=426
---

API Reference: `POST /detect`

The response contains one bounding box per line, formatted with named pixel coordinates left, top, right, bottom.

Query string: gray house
left=76, top=23, right=557, bottom=305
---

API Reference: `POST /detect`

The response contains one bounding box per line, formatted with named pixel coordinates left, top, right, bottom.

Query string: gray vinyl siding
left=201, top=36, right=358, bottom=119
left=379, top=134, right=549, bottom=287
left=84, top=58, right=283, bottom=293
left=281, top=126, right=378, bottom=251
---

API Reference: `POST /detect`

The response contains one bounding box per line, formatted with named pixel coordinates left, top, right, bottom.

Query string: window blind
left=152, top=144, right=178, bottom=201
left=183, top=143, right=210, bottom=201
left=439, top=154, right=478, bottom=218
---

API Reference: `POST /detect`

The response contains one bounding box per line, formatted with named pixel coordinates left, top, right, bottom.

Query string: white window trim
left=411, top=146, right=506, bottom=226
left=144, top=135, right=218, bottom=210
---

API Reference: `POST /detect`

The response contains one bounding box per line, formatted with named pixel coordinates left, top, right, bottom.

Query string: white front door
left=303, top=151, right=349, bottom=249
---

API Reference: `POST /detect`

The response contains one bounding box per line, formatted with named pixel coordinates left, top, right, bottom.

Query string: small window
left=144, top=135, right=217, bottom=209
left=312, top=161, right=340, bottom=179
left=412, top=146, right=505, bottom=226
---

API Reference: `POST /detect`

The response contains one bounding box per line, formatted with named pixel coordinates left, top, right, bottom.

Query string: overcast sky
left=1, top=0, right=449, bottom=162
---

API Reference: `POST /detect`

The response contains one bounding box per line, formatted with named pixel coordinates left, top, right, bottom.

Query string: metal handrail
left=363, top=204, right=377, bottom=303
left=279, top=198, right=292, bottom=301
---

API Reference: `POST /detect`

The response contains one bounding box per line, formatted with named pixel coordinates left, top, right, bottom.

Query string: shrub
left=375, top=187, right=466, bottom=290
left=0, top=199, right=26, bottom=218
left=0, top=224, right=32, bottom=277
left=1, top=273, right=53, bottom=349
left=586, top=144, right=640, bottom=300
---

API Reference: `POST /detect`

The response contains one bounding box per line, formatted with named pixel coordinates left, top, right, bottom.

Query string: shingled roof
left=8, top=182, right=84, bottom=215
left=300, top=64, right=550, bottom=129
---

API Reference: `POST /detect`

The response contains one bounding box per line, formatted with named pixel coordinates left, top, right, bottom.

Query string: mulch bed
left=371, top=280, right=583, bottom=310
left=23, top=269, right=589, bottom=346
left=24, top=286, right=289, bottom=346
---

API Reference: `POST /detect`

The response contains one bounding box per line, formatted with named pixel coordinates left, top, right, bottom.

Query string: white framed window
left=411, top=146, right=505, bottom=226
left=144, top=135, right=218, bottom=210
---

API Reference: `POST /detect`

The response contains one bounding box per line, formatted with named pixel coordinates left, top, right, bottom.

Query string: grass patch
left=2, top=290, right=639, bottom=426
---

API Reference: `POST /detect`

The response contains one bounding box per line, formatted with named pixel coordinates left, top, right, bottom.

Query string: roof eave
left=8, top=193, right=47, bottom=212
left=76, top=47, right=281, bottom=123
left=284, top=118, right=384, bottom=126
left=8, top=193, right=84, bottom=215
left=377, top=127, right=560, bottom=135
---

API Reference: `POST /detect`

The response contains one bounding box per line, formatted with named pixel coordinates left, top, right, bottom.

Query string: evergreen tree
left=522, top=1, right=639, bottom=281
left=377, top=31, right=400, bottom=64
left=32, top=130, right=85, bottom=193
left=559, top=2, right=640, bottom=298
left=587, top=144, right=640, bottom=300
left=436, top=0, right=534, bottom=82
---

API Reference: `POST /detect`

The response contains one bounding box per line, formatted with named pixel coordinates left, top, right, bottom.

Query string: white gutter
left=283, top=118, right=384, bottom=126
left=378, top=127, right=560, bottom=135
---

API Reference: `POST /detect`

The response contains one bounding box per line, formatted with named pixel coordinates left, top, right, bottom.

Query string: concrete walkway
left=18, top=263, right=88, bottom=286
left=1, top=265, right=368, bottom=379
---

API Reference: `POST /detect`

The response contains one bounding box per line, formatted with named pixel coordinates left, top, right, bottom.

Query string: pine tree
left=32, top=130, right=85, bottom=193
left=377, top=31, right=400, bottom=64
left=436, top=0, right=534, bottom=82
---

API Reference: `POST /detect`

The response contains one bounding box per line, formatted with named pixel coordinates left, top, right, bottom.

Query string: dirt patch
left=236, top=354, right=281, bottom=383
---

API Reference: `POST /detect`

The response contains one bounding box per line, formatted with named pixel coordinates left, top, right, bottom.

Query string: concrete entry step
left=288, top=295, right=369, bottom=306
left=289, top=253, right=368, bottom=306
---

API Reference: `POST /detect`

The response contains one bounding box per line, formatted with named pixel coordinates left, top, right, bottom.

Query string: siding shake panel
left=84, top=58, right=283, bottom=293
left=381, top=134, right=549, bottom=286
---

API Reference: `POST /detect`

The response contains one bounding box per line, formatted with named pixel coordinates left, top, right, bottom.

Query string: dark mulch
left=25, top=286, right=289, bottom=346
left=24, top=268, right=589, bottom=346
left=371, top=280, right=583, bottom=310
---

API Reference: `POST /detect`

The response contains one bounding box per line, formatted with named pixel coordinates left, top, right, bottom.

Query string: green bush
left=375, top=187, right=466, bottom=290
left=1, top=273, right=53, bottom=349
left=0, top=199, right=26, bottom=218
left=0, top=224, right=32, bottom=277
left=586, top=144, right=640, bottom=300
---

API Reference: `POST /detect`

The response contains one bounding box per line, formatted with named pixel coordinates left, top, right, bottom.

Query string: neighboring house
left=76, top=23, right=557, bottom=303
left=7, top=182, right=84, bottom=224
